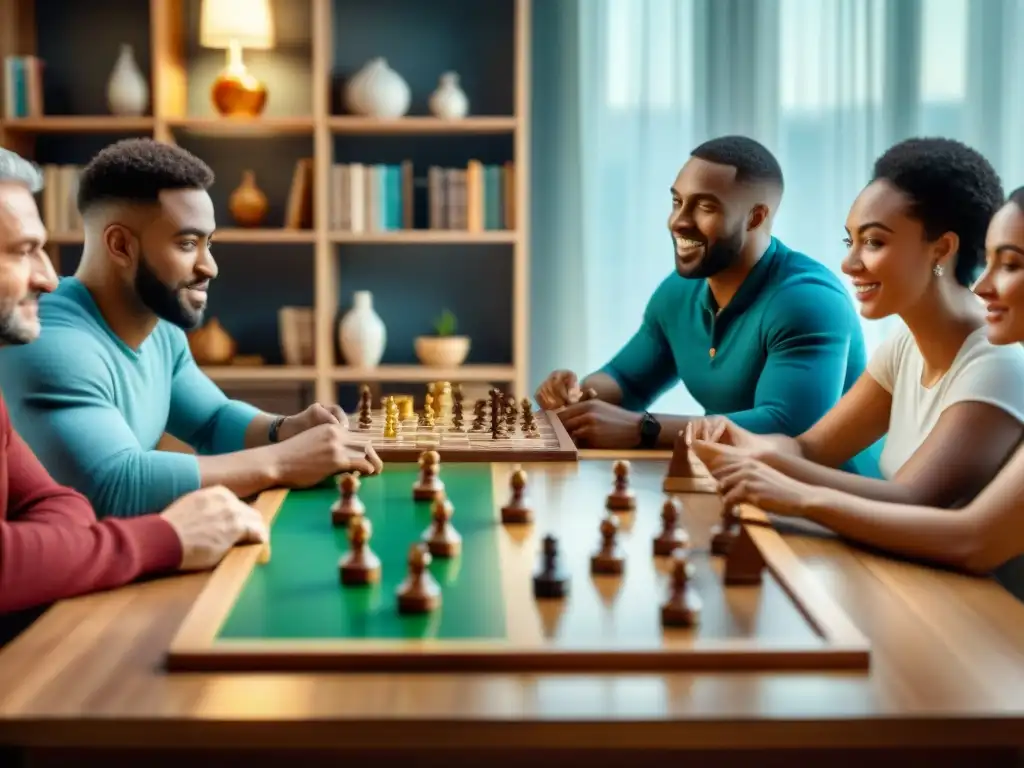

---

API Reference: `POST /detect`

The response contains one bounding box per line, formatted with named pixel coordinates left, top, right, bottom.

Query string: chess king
left=535, top=135, right=872, bottom=474
left=0, top=139, right=382, bottom=519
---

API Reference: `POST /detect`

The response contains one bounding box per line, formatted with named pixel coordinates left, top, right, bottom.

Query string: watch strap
left=268, top=416, right=286, bottom=443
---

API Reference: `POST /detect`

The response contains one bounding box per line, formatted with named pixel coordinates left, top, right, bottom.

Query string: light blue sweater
left=0, top=277, right=259, bottom=518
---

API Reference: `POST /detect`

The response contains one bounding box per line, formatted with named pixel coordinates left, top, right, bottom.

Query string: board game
left=348, top=383, right=578, bottom=463
left=166, top=457, right=871, bottom=673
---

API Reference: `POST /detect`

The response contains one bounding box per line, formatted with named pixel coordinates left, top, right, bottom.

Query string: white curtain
left=530, top=0, right=1024, bottom=414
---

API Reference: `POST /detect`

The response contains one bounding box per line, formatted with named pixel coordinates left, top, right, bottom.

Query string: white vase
left=429, top=72, right=468, bottom=119
left=359, top=58, right=410, bottom=119
left=345, top=61, right=372, bottom=115
left=107, top=44, right=149, bottom=116
left=338, top=291, right=386, bottom=367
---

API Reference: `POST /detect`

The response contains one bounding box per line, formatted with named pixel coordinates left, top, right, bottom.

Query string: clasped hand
left=556, top=399, right=643, bottom=449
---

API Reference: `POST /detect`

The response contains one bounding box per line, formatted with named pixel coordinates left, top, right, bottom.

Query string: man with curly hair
left=689, top=137, right=1024, bottom=510
left=0, top=139, right=381, bottom=520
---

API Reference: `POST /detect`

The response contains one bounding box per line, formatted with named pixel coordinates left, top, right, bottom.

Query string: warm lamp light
left=200, top=0, right=275, bottom=117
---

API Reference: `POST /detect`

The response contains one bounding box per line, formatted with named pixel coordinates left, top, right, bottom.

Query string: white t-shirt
left=868, top=325, right=1024, bottom=479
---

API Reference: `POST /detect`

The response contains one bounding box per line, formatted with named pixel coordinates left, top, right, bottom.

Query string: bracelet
left=268, top=416, right=286, bottom=443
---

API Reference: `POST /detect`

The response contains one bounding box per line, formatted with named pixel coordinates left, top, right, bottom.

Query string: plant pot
left=415, top=335, right=470, bottom=367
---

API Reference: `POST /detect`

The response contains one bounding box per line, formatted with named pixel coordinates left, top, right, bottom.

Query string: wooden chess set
left=350, top=382, right=579, bottom=462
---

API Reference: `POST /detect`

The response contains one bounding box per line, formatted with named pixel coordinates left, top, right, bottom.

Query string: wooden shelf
left=332, top=365, right=515, bottom=383
left=327, top=116, right=517, bottom=135
left=2, top=116, right=155, bottom=133
left=164, top=117, right=316, bottom=136
left=214, top=229, right=316, bottom=244
left=329, top=230, right=517, bottom=245
left=201, top=366, right=316, bottom=382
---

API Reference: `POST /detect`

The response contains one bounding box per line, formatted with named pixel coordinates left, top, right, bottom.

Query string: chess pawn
left=339, top=516, right=382, bottom=585
left=419, top=394, right=436, bottom=427
left=505, top=395, right=517, bottom=429
left=710, top=505, right=739, bottom=555
left=500, top=466, right=533, bottom=524
left=661, top=548, right=701, bottom=627
left=396, top=543, right=442, bottom=614
left=590, top=514, right=625, bottom=574
left=605, top=459, right=636, bottom=511
left=653, top=496, right=690, bottom=556
left=423, top=494, right=461, bottom=557
left=533, top=533, right=569, bottom=598
left=413, top=449, right=445, bottom=500
left=331, top=472, right=365, bottom=526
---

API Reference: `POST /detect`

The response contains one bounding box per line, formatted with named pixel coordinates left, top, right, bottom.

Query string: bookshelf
left=0, top=0, right=530, bottom=408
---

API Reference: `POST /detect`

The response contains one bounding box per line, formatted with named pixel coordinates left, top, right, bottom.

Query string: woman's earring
left=933, top=263, right=945, bottom=277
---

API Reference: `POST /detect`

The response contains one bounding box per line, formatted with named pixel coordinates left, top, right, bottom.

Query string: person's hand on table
left=160, top=485, right=268, bottom=571
left=535, top=369, right=581, bottom=409
left=556, top=399, right=643, bottom=449
left=691, top=442, right=815, bottom=517
left=270, top=423, right=383, bottom=487
left=276, top=402, right=350, bottom=441
left=684, top=416, right=773, bottom=457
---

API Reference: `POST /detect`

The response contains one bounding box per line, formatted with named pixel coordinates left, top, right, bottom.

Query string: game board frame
left=358, top=407, right=580, bottom=463
left=166, top=475, right=871, bottom=674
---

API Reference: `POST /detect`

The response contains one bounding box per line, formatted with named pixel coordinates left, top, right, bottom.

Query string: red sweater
left=0, top=394, right=182, bottom=614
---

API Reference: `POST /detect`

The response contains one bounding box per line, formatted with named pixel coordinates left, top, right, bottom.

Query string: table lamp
left=200, top=0, right=275, bottom=117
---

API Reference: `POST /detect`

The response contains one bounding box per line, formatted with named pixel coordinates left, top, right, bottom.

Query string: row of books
left=3, top=56, right=44, bottom=118
left=37, top=164, right=83, bottom=234
left=327, top=160, right=516, bottom=232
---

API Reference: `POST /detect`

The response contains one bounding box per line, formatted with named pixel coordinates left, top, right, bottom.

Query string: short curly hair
left=1008, top=186, right=1024, bottom=213
left=77, top=138, right=214, bottom=214
left=690, top=135, right=784, bottom=191
left=871, top=137, right=1003, bottom=286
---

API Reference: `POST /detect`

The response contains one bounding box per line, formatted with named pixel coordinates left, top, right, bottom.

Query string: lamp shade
left=200, top=0, right=275, bottom=49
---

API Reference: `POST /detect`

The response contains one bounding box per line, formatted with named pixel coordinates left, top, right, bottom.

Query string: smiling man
left=0, top=139, right=381, bottom=519
left=536, top=135, right=872, bottom=471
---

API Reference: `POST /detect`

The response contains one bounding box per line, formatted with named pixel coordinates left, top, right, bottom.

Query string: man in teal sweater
left=536, top=136, right=873, bottom=473
left=0, top=139, right=381, bottom=519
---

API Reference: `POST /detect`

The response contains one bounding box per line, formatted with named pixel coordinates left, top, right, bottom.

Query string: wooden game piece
left=505, top=395, right=517, bottom=429
left=419, top=394, right=436, bottom=427
left=590, top=514, right=624, bottom=574
left=500, top=466, right=533, bottom=523
left=605, top=460, right=636, bottom=511
left=413, top=449, right=444, bottom=500
left=382, top=397, right=397, bottom=439
left=710, top=505, right=740, bottom=556
left=723, top=523, right=766, bottom=585
left=339, top=516, right=382, bottom=586
left=533, top=534, right=569, bottom=598
left=663, top=429, right=717, bottom=493
left=396, top=543, right=441, bottom=614
left=653, top=496, right=690, bottom=556
left=449, top=394, right=466, bottom=432
left=331, top=472, right=365, bottom=526
left=358, top=385, right=373, bottom=430
left=439, top=381, right=453, bottom=423
left=423, top=494, right=462, bottom=557
left=661, top=548, right=702, bottom=627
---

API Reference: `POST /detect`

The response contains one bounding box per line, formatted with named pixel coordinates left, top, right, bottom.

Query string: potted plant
left=414, top=309, right=470, bottom=367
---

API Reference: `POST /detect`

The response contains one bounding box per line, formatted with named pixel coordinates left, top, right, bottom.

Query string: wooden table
left=1, top=455, right=1024, bottom=768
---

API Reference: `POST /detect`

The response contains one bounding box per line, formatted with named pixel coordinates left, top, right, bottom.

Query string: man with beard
left=0, top=139, right=381, bottom=519
left=0, top=146, right=270, bottom=635
left=536, top=136, right=871, bottom=471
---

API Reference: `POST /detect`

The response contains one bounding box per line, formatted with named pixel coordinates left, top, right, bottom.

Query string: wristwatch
left=638, top=412, right=661, bottom=448
left=268, top=416, right=286, bottom=443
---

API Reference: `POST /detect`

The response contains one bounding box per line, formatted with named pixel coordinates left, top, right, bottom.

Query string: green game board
left=218, top=464, right=507, bottom=641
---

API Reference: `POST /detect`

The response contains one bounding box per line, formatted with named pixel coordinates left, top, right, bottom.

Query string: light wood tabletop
left=1, top=456, right=1024, bottom=768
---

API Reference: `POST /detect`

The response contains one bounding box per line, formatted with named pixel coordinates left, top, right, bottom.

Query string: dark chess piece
left=590, top=514, right=625, bottom=574
left=357, top=385, right=373, bottom=430
left=331, top=472, right=365, bottom=526
left=605, top=459, right=636, bottom=511
left=653, top=496, right=690, bottom=556
left=449, top=396, right=465, bottom=432
left=710, top=505, right=739, bottom=555
left=533, top=534, right=569, bottom=598
left=423, top=494, right=461, bottom=557
left=339, top=516, right=382, bottom=585
left=661, top=548, right=701, bottom=627
left=396, top=543, right=441, bottom=614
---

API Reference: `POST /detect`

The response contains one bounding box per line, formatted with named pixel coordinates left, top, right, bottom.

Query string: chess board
left=166, top=460, right=870, bottom=673
left=351, top=406, right=579, bottom=463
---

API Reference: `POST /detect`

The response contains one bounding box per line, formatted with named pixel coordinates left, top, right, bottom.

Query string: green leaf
left=433, top=308, right=457, bottom=336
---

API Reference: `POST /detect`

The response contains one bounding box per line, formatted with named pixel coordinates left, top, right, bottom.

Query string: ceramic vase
left=188, top=318, right=235, bottom=365
left=228, top=170, right=268, bottom=227
left=107, top=43, right=149, bottom=116
left=429, top=72, right=469, bottom=119
left=338, top=291, right=386, bottom=367
left=351, top=58, right=410, bottom=118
